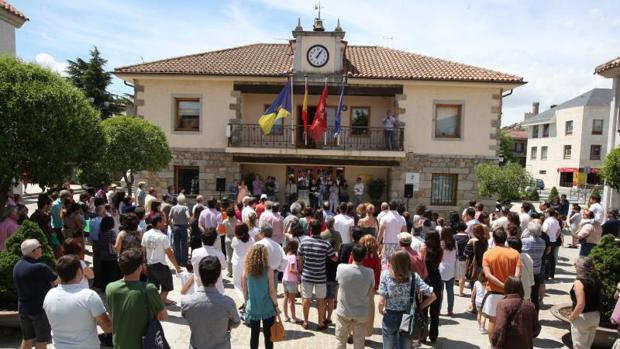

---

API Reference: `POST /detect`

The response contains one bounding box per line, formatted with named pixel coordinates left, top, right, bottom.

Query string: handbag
left=400, top=273, right=428, bottom=338
left=270, top=314, right=285, bottom=342
left=141, top=284, right=171, bottom=349
left=465, top=241, right=478, bottom=281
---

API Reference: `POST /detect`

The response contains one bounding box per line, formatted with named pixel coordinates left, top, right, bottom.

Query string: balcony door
left=296, top=105, right=336, bottom=148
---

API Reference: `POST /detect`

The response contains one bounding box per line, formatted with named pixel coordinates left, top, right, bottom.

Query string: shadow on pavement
left=435, top=338, right=480, bottom=349
left=438, top=318, right=459, bottom=326
left=539, top=318, right=567, bottom=330
left=534, top=337, right=565, bottom=348
left=546, top=288, right=568, bottom=295
left=282, top=329, right=315, bottom=341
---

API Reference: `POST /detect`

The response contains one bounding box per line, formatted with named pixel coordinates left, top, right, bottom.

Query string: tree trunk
left=123, top=172, right=133, bottom=197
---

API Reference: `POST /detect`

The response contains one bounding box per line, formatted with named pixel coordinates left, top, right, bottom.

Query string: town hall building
left=114, top=18, right=524, bottom=211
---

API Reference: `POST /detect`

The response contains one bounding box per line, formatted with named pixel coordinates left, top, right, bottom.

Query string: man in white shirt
left=377, top=201, right=407, bottom=266
left=353, top=178, right=364, bottom=207
left=198, top=198, right=224, bottom=250
left=255, top=225, right=286, bottom=291
left=241, top=197, right=256, bottom=224
left=334, top=202, right=355, bottom=245
left=464, top=207, right=479, bottom=237
left=376, top=202, right=389, bottom=223
left=141, top=215, right=181, bottom=304
left=542, top=209, right=561, bottom=279
left=519, top=202, right=533, bottom=231
left=191, top=227, right=227, bottom=293
left=589, top=193, right=604, bottom=224
left=461, top=200, right=476, bottom=220
left=192, top=195, right=205, bottom=216
left=491, top=206, right=510, bottom=231
left=259, top=201, right=284, bottom=245
left=43, top=255, right=112, bottom=349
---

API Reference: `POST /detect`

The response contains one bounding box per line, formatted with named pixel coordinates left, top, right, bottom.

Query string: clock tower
left=291, top=17, right=347, bottom=78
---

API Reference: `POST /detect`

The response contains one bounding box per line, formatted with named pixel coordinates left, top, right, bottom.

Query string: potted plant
left=551, top=235, right=620, bottom=347
left=0, top=221, right=55, bottom=328
left=367, top=178, right=385, bottom=207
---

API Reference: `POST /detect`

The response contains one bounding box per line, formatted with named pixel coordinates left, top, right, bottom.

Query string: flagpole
left=323, top=76, right=328, bottom=147
left=304, top=75, right=308, bottom=146
left=290, top=75, right=295, bottom=146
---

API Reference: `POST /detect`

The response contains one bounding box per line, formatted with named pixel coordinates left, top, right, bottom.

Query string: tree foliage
left=0, top=56, right=105, bottom=204
left=601, top=147, right=620, bottom=191
left=475, top=162, right=532, bottom=203
left=66, top=47, right=125, bottom=119
left=367, top=178, right=386, bottom=202
left=589, top=235, right=620, bottom=320
left=499, top=131, right=517, bottom=164
left=100, top=116, right=171, bottom=195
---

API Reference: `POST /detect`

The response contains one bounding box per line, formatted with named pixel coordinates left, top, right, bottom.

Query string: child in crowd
left=472, top=272, right=488, bottom=334
left=282, top=239, right=301, bottom=323
left=179, top=262, right=196, bottom=295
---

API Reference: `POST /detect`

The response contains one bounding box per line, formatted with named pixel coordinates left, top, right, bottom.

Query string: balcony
left=227, top=123, right=404, bottom=152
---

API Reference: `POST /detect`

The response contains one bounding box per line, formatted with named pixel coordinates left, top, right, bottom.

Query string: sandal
left=164, top=300, right=177, bottom=306
left=302, top=322, right=309, bottom=329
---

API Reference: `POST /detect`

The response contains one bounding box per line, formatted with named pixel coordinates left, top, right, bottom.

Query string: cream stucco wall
left=0, top=19, right=16, bottom=56
left=135, top=78, right=236, bottom=149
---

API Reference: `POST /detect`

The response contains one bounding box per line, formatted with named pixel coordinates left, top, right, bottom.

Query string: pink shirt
left=259, top=210, right=284, bottom=244
left=199, top=208, right=222, bottom=230
left=282, top=254, right=298, bottom=283
left=0, top=218, right=20, bottom=250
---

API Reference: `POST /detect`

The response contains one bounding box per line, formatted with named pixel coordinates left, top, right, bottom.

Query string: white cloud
left=34, top=53, right=67, bottom=75
left=589, top=8, right=603, bottom=17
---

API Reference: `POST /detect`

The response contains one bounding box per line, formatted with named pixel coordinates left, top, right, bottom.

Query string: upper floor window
left=532, top=125, right=539, bottom=138
left=175, top=98, right=200, bottom=131
left=590, top=145, right=602, bottom=160
left=564, top=145, right=572, bottom=160
left=530, top=146, right=537, bottom=160
left=350, top=107, right=370, bottom=135
left=541, top=146, right=548, bottom=160
left=592, top=119, right=604, bottom=135
left=565, top=120, right=573, bottom=135
left=542, top=124, right=550, bottom=137
left=434, top=104, right=462, bottom=139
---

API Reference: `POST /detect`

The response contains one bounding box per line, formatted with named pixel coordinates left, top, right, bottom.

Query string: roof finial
left=335, top=18, right=342, bottom=32
left=294, top=17, right=303, bottom=31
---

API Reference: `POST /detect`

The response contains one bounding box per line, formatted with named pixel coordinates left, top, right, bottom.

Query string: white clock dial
left=307, top=45, right=329, bottom=67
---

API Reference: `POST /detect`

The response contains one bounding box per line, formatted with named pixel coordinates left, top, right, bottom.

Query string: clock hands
left=315, top=50, right=321, bottom=60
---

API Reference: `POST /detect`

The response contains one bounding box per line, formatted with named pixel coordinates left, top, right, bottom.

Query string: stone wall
left=137, top=148, right=240, bottom=198
left=390, top=153, right=496, bottom=213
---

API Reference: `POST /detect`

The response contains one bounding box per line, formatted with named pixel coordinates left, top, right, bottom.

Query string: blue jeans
left=172, top=225, right=188, bottom=266
left=443, top=278, right=455, bottom=314
left=382, top=310, right=410, bottom=349
left=384, top=129, right=395, bottom=150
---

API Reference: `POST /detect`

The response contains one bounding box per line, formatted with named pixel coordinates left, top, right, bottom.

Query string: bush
left=601, top=147, right=620, bottom=191
left=521, top=187, right=540, bottom=201
left=0, top=221, right=55, bottom=310
left=367, top=178, right=386, bottom=202
left=548, top=186, right=559, bottom=203
left=589, top=235, right=620, bottom=322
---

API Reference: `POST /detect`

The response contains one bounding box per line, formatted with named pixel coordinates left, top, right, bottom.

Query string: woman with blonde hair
left=356, top=203, right=368, bottom=219
left=246, top=211, right=259, bottom=240
left=242, top=244, right=279, bottom=349
left=349, top=234, right=382, bottom=336
left=358, top=203, right=378, bottom=237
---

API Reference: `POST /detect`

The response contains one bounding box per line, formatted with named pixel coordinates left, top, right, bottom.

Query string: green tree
left=100, top=116, right=171, bottom=195
left=66, top=47, right=124, bottom=119
left=548, top=186, right=559, bottom=203
left=499, top=131, right=517, bottom=164
left=601, top=147, right=620, bottom=191
left=475, top=162, right=532, bottom=203
left=0, top=56, right=105, bottom=204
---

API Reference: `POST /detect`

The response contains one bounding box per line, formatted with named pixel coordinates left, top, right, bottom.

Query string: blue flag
left=333, top=81, right=345, bottom=138
left=258, top=82, right=291, bottom=135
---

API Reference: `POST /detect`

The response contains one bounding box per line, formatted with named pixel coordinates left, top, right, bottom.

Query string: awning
left=557, top=167, right=600, bottom=174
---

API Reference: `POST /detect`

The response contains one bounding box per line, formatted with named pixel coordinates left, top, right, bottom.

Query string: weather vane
left=315, top=1, right=322, bottom=19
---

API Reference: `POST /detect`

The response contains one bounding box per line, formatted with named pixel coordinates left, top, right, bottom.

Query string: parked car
left=535, top=178, right=545, bottom=190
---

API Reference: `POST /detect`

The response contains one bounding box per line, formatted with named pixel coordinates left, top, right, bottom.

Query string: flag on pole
left=333, top=79, right=346, bottom=138
left=258, top=82, right=291, bottom=135
left=302, top=77, right=309, bottom=135
left=309, top=83, right=329, bottom=143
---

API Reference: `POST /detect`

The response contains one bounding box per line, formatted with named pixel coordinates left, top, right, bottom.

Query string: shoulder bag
left=400, top=273, right=428, bottom=337
left=465, top=241, right=478, bottom=281
left=141, top=284, right=171, bottom=349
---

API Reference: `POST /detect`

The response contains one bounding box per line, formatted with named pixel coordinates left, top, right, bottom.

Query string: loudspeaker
left=404, top=184, right=414, bottom=198
left=216, top=178, right=226, bottom=192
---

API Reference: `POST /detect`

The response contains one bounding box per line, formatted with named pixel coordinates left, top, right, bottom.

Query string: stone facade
left=137, top=148, right=240, bottom=198
left=390, top=153, right=496, bottom=213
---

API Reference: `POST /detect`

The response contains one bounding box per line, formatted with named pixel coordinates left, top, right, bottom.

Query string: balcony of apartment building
left=225, top=82, right=406, bottom=158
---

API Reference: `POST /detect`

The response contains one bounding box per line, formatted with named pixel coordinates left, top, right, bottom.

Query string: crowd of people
left=2, top=184, right=620, bottom=349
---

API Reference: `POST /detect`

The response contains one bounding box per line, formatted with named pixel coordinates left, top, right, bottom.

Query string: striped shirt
left=521, top=232, right=547, bottom=275
left=299, top=236, right=335, bottom=284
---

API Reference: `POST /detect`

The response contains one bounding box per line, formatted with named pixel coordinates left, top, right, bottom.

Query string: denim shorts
left=283, top=280, right=298, bottom=294
left=19, top=312, right=51, bottom=342
left=325, top=281, right=339, bottom=299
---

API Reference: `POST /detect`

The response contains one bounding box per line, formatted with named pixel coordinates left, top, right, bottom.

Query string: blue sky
left=11, top=0, right=620, bottom=125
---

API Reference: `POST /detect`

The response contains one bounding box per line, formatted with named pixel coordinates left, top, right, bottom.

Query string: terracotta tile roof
left=0, top=0, right=27, bottom=21
left=595, top=56, right=620, bottom=75
left=115, top=43, right=523, bottom=84
left=509, top=130, right=528, bottom=139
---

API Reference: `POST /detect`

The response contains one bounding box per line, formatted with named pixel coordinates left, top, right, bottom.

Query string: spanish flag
left=258, top=82, right=291, bottom=135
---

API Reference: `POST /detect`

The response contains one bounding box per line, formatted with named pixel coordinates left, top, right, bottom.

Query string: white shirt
left=465, top=219, right=479, bottom=237
left=473, top=281, right=487, bottom=307
left=231, top=237, right=255, bottom=266
left=191, top=246, right=226, bottom=293
left=520, top=253, right=534, bottom=300
left=379, top=210, right=405, bottom=244
left=542, top=217, right=561, bottom=243
left=79, top=261, right=89, bottom=289
left=589, top=203, right=604, bottom=224
left=242, top=206, right=255, bottom=224
left=334, top=214, right=355, bottom=244
left=353, top=183, right=364, bottom=196
left=377, top=210, right=388, bottom=223
left=491, top=216, right=508, bottom=231
left=179, top=271, right=197, bottom=295
left=519, top=213, right=530, bottom=231
left=43, top=284, right=107, bottom=349
left=256, top=237, right=285, bottom=272
left=411, top=235, right=425, bottom=252
left=141, top=228, right=170, bottom=265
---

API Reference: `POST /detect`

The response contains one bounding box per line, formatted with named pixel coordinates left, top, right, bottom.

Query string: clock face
left=307, top=45, right=329, bottom=68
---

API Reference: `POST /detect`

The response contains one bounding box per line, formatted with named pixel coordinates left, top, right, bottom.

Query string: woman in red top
left=349, top=234, right=381, bottom=336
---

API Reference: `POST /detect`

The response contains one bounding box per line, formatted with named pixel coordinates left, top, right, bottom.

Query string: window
left=514, top=142, right=524, bottom=153
left=263, top=104, right=284, bottom=135
left=539, top=170, right=547, bottom=175
left=590, top=145, right=602, bottom=160
left=565, top=120, right=573, bottom=135
left=431, top=174, right=458, bottom=206
left=532, top=125, right=539, bottom=138
left=563, top=145, right=572, bottom=159
left=530, top=146, right=537, bottom=160
left=434, top=104, right=462, bottom=139
left=174, top=166, right=199, bottom=195
left=175, top=98, right=200, bottom=131
left=542, top=124, right=550, bottom=137
left=592, top=119, right=604, bottom=135
left=350, top=107, right=370, bottom=135
left=541, top=146, right=548, bottom=160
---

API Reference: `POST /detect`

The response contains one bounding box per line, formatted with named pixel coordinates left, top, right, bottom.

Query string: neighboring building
left=0, top=0, right=27, bottom=56
left=596, top=56, right=620, bottom=210
left=523, top=89, right=613, bottom=188
left=502, top=120, right=529, bottom=167
left=114, top=18, right=523, bottom=211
